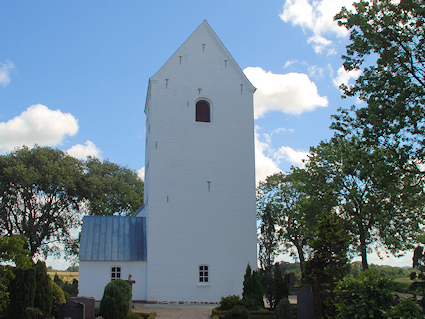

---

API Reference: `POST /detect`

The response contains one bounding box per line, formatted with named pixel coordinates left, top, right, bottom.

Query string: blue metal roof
left=79, top=216, right=147, bottom=261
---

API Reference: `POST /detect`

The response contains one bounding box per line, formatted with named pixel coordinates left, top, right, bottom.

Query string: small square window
left=111, top=266, right=121, bottom=281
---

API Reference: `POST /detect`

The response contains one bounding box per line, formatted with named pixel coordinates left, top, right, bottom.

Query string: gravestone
left=58, top=301, right=85, bottom=319
left=71, top=297, right=95, bottom=319
left=297, top=286, right=314, bottom=319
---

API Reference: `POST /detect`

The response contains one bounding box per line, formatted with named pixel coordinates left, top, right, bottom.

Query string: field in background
left=47, top=271, right=78, bottom=282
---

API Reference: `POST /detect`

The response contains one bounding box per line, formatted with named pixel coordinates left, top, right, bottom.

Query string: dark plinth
left=58, top=301, right=85, bottom=319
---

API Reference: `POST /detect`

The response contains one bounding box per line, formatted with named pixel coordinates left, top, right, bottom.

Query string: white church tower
left=142, top=20, right=257, bottom=303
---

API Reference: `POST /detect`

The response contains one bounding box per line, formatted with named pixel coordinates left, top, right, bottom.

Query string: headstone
left=58, top=301, right=85, bottom=319
left=297, top=286, right=314, bottom=319
left=71, top=297, right=95, bottom=319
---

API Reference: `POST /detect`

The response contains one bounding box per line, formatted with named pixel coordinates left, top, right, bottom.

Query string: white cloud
left=0, top=60, right=15, bottom=87
left=332, top=66, right=361, bottom=88
left=280, top=0, right=354, bottom=54
left=308, top=35, right=336, bottom=55
left=274, top=146, right=308, bottom=167
left=137, top=167, right=145, bottom=181
left=0, top=104, right=79, bottom=153
left=255, top=131, right=281, bottom=185
left=254, top=126, right=309, bottom=184
left=244, top=67, right=328, bottom=118
left=67, top=140, right=102, bottom=160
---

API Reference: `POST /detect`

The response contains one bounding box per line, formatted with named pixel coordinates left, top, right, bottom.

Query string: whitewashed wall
left=143, top=21, right=257, bottom=303
left=79, top=261, right=147, bottom=300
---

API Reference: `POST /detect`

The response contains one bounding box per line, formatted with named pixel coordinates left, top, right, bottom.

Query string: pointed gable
left=145, top=20, right=255, bottom=113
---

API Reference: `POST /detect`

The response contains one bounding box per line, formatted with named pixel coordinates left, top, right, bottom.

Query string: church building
left=78, top=20, right=257, bottom=303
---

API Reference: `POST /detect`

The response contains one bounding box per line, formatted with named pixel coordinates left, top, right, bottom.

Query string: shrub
left=225, top=305, right=249, bottom=319
left=335, top=271, right=394, bottom=319
left=7, top=266, right=36, bottom=319
left=51, top=281, right=66, bottom=317
left=220, top=295, right=242, bottom=310
left=34, top=260, right=52, bottom=318
left=147, top=314, right=156, bottom=319
left=100, top=279, right=132, bottom=319
left=386, top=297, right=422, bottom=319
left=25, top=307, right=43, bottom=319
left=275, top=298, right=292, bottom=319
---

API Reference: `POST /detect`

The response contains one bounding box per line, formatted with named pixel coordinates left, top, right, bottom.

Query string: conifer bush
left=34, top=260, right=53, bottom=318
left=242, top=264, right=264, bottom=309
left=100, top=279, right=132, bottom=319
left=51, top=281, right=66, bottom=317
left=7, top=266, right=36, bottom=319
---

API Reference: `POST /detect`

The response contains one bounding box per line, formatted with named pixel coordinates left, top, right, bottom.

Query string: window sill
left=197, top=283, right=211, bottom=287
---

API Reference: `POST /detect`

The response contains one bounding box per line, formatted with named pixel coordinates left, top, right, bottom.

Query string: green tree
left=7, top=266, right=36, bottom=319
left=0, top=146, right=84, bottom=257
left=0, top=235, right=32, bottom=314
left=257, top=171, right=321, bottom=278
left=0, top=146, right=144, bottom=261
left=305, top=214, right=350, bottom=318
left=333, top=0, right=425, bottom=176
left=305, top=137, right=422, bottom=270
left=83, top=157, right=144, bottom=216
left=258, top=204, right=279, bottom=309
left=34, top=260, right=53, bottom=318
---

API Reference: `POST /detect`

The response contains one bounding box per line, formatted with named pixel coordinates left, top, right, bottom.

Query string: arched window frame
left=195, top=99, right=212, bottom=123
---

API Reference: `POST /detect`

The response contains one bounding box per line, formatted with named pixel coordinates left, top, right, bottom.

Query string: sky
left=0, top=1, right=414, bottom=269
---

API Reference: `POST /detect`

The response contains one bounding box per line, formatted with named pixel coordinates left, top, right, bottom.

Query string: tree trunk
left=359, top=226, right=369, bottom=270
left=295, top=242, right=306, bottom=278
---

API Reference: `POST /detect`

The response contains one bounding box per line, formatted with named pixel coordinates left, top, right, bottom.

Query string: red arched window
left=196, top=100, right=210, bottom=123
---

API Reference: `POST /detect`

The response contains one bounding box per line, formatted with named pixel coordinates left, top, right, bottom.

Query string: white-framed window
left=111, top=266, right=121, bottom=280
left=199, top=265, right=209, bottom=283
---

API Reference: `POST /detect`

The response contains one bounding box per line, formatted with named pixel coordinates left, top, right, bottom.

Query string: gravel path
left=132, top=303, right=216, bottom=319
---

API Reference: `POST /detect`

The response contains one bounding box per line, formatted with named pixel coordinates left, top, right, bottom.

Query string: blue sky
left=0, top=1, right=413, bottom=268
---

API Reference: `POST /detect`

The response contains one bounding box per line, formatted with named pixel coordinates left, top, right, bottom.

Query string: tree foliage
left=82, top=157, right=144, bottom=216
left=0, top=146, right=84, bottom=257
left=335, top=271, right=394, bottom=319
left=0, top=235, right=32, bottom=314
left=305, top=214, right=350, bottom=318
left=333, top=0, right=425, bottom=174
left=34, top=260, right=52, bottom=318
left=7, top=266, right=36, bottom=319
left=0, top=146, right=144, bottom=259
left=257, top=171, right=321, bottom=278
left=305, top=137, right=423, bottom=270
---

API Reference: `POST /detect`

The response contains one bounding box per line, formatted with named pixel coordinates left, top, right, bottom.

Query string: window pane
left=196, top=101, right=210, bottom=122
